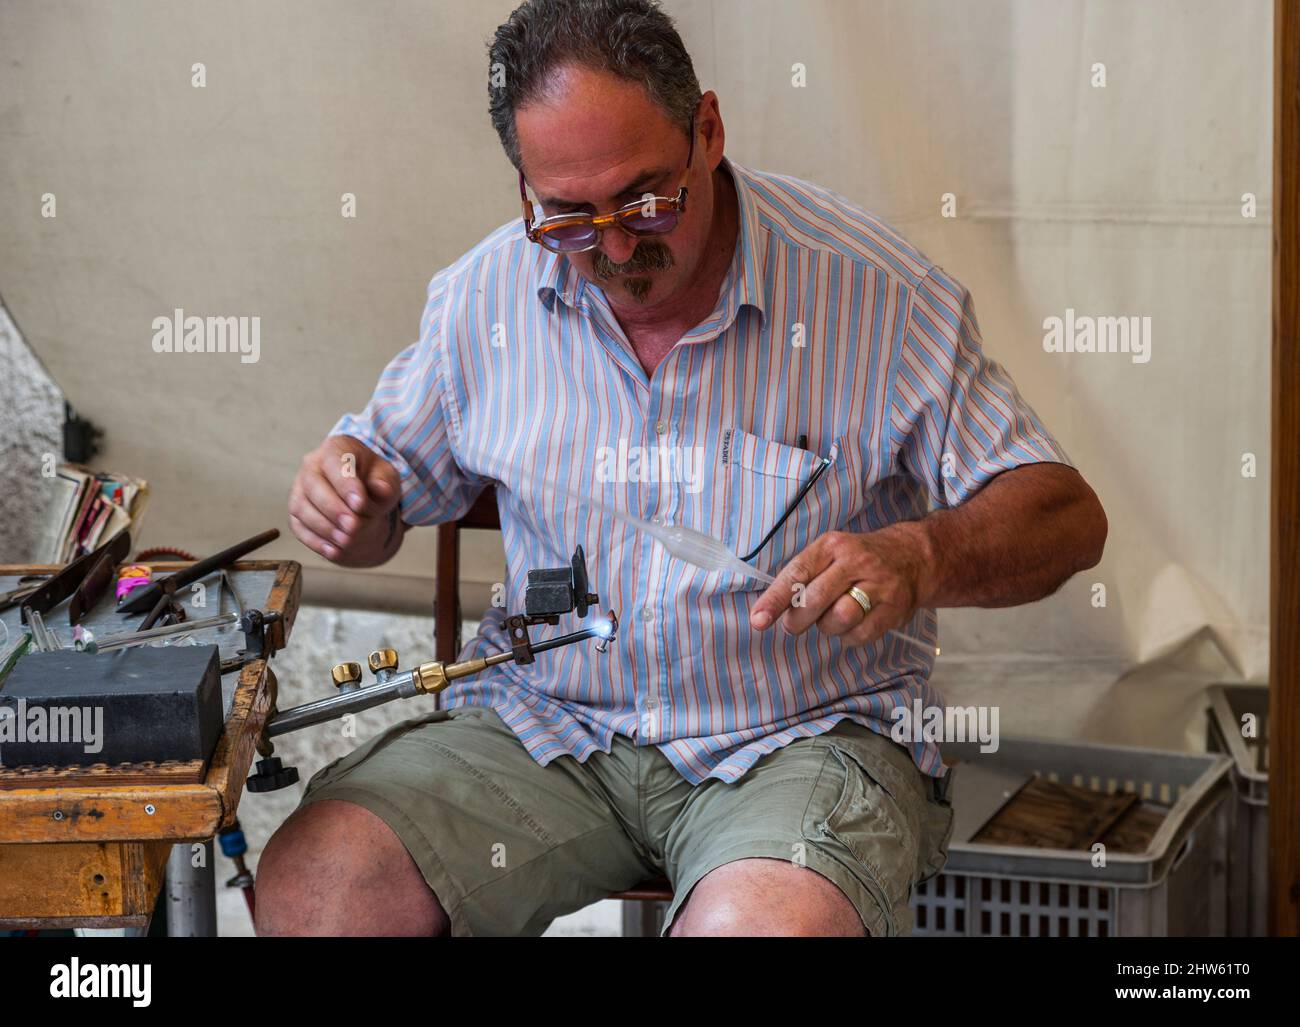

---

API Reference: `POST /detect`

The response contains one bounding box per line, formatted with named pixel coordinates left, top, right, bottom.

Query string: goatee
left=592, top=241, right=674, bottom=303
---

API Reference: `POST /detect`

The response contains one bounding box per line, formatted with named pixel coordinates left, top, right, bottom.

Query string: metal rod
left=27, top=610, right=59, bottom=652
left=268, top=617, right=619, bottom=739
left=265, top=677, right=409, bottom=738
left=530, top=623, right=609, bottom=655
left=93, top=611, right=238, bottom=652
left=447, top=651, right=514, bottom=673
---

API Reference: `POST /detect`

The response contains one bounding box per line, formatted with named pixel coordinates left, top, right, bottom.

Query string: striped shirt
left=333, top=157, right=1071, bottom=786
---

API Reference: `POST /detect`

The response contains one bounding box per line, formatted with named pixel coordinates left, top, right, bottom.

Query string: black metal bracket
left=239, top=609, right=283, bottom=661
left=62, top=402, right=103, bottom=463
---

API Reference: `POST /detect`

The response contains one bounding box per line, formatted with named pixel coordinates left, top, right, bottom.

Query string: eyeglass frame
left=741, top=437, right=834, bottom=564
left=518, top=113, right=697, bottom=254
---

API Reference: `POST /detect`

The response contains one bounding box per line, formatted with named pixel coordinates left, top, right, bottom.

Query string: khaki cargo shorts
left=297, top=705, right=956, bottom=936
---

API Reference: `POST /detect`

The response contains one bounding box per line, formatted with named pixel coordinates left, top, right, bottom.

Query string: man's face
left=515, top=66, right=716, bottom=311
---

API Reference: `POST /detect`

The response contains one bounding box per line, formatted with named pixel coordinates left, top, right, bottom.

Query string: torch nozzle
left=594, top=610, right=618, bottom=653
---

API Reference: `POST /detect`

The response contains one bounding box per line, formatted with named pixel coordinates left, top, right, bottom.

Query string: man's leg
left=660, top=719, right=941, bottom=937
left=252, top=705, right=653, bottom=936
left=667, top=857, right=865, bottom=936
left=256, top=800, right=448, bottom=936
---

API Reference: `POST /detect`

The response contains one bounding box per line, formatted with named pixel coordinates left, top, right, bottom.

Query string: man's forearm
left=898, top=462, right=1107, bottom=609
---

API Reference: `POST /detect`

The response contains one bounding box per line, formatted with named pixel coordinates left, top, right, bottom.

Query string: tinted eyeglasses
left=519, top=115, right=696, bottom=254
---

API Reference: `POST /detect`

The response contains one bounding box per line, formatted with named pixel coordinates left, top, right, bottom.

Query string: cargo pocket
left=801, top=743, right=921, bottom=936
left=915, top=765, right=957, bottom=886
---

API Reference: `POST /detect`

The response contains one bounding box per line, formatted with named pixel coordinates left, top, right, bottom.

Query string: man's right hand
left=288, top=435, right=405, bottom=567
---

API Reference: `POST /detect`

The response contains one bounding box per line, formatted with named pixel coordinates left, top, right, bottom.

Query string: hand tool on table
left=0, top=576, right=51, bottom=614
left=218, top=569, right=244, bottom=618
left=18, top=529, right=132, bottom=627
left=136, top=590, right=189, bottom=631
left=114, top=564, right=153, bottom=604
left=116, top=528, right=279, bottom=615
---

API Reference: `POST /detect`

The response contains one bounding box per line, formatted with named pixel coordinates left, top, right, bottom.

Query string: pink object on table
left=115, top=564, right=152, bottom=602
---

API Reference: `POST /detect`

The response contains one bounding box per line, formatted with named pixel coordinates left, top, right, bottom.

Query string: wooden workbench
left=0, top=559, right=300, bottom=930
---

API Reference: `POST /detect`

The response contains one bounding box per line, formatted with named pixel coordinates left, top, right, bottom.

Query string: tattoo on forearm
left=384, top=506, right=399, bottom=549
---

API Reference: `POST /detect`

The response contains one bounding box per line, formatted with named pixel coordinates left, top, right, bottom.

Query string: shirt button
left=641, top=606, right=655, bottom=622
left=654, top=421, right=668, bottom=436
left=645, top=697, right=658, bottom=710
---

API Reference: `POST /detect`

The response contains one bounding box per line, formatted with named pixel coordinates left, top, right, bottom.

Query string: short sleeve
left=330, top=275, right=484, bottom=526
left=890, top=267, right=1073, bottom=508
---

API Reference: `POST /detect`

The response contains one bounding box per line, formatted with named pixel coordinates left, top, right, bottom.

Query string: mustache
left=591, top=241, right=675, bottom=280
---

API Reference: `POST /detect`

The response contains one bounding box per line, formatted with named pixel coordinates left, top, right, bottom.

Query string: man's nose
left=598, top=228, right=639, bottom=266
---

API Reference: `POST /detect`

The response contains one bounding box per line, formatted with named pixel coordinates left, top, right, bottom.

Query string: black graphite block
left=0, top=644, right=223, bottom=768
left=525, top=567, right=572, bottom=617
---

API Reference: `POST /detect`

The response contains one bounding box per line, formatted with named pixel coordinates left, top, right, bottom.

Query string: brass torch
left=245, top=545, right=616, bottom=792
left=261, top=609, right=618, bottom=739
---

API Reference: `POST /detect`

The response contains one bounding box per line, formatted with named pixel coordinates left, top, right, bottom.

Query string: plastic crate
left=909, top=736, right=1232, bottom=937
left=1205, top=684, right=1268, bottom=936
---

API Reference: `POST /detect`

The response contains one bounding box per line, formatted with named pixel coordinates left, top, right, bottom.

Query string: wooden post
left=1272, top=0, right=1300, bottom=938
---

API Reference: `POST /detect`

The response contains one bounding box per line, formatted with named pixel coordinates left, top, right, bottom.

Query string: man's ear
left=698, top=91, right=726, bottom=169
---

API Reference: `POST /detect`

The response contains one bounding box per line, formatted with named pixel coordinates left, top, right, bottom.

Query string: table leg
left=165, top=841, right=216, bottom=936
left=621, top=898, right=667, bottom=937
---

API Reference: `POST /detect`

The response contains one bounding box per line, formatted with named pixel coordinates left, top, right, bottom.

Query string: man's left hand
left=749, top=523, right=933, bottom=646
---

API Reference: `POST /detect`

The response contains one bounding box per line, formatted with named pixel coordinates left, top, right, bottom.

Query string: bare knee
left=668, top=858, right=866, bottom=937
left=255, top=799, right=448, bottom=936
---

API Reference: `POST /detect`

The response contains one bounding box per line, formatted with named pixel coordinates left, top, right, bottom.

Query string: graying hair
left=487, top=0, right=702, bottom=171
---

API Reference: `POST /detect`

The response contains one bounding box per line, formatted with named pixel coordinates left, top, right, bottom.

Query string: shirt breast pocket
left=721, top=428, right=860, bottom=585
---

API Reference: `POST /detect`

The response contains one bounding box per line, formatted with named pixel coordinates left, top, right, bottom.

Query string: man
left=258, top=0, right=1106, bottom=937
